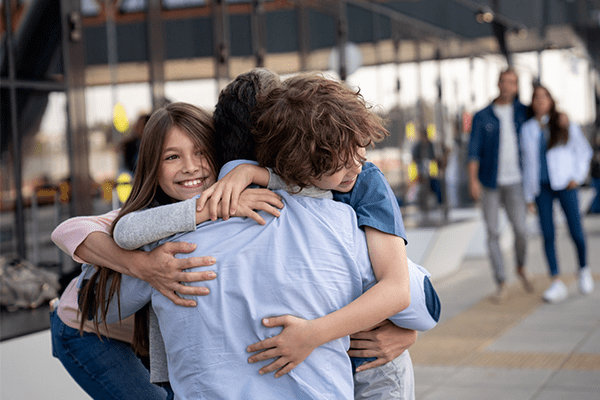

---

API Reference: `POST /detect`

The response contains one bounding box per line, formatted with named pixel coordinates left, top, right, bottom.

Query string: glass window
left=81, top=0, right=100, bottom=16
left=162, top=0, right=207, bottom=9
left=119, top=0, right=147, bottom=13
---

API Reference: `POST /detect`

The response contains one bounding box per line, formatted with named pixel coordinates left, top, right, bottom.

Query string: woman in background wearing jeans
left=521, top=85, right=594, bottom=303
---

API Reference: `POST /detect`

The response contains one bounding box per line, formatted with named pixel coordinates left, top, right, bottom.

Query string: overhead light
left=476, top=8, right=494, bottom=24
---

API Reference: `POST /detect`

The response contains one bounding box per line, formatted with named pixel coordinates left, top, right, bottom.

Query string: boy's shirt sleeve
left=387, top=258, right=440, bottom=331
left=113, top=198, right=197, bottom=250
left=333, top=162, right=407, bottom=244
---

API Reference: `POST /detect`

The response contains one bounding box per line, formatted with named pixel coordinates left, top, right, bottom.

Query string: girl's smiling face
left=158, top=126, right=216, bottom=202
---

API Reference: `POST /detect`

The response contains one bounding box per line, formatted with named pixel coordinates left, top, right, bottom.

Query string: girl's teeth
left=182, top=179, right=202, bottom=187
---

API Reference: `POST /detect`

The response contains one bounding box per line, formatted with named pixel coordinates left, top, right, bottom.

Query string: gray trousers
left=354, top=350, right=415, bottom=400
left=481, top=183, right=527, bottom=285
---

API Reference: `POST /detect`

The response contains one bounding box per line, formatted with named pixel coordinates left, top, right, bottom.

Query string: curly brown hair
left=253, top=73, right=388, bottom=189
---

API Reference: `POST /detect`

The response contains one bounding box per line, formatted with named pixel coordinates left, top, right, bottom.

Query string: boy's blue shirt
left=334, top=162, right=440, bottom=371
left=333, top=162, right=408, bottom=244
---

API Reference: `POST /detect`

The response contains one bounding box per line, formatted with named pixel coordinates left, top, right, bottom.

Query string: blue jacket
left=467, top=99, right=528, bottom=189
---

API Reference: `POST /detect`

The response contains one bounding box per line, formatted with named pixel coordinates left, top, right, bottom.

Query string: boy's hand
left=232, top=188, right=283, bottom=225
left=197, top=164, right=256, bottom=221
left=247, top=315, right=322, bottom=378
left=347, top=320, right=417, bottom=372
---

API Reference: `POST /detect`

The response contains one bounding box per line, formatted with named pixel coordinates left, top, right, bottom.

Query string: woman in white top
left=521, top=85, right=594, bottom=303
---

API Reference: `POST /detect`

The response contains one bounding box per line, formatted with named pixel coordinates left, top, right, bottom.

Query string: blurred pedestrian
left=467, top=68, right=532, bottom=303
left=521, top=85, right=594, bottom=302
left=412, top=128, right=444, bottom=206
left=121, top=113, right=150, bottom=175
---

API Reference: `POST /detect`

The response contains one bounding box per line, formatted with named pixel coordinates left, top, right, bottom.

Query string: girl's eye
left=165, top=154, right=178, bottom=161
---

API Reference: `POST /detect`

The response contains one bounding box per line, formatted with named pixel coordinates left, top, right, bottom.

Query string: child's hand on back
left=197, top=164, right=256, bottom=220
left=232, top=188, right=283, bottom=225
left=246, top=315, right=323, bottom=377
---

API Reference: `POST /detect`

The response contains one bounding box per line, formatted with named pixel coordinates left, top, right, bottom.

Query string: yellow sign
left=116, top=172, right=133, bottom=203
left=408, top=162, right=418, bottom=182
left=427, top=124, right=436, bottom=140
left=406, top=122, right=415, bottom=140
left=113, top=103, right=130, bottom=134
left=429, top=160, right=439, bottom=177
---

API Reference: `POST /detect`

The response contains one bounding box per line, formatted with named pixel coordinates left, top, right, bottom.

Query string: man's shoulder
left=474, top=103, right=494, bottom=119
left=288, top=191, right=356, bottom=216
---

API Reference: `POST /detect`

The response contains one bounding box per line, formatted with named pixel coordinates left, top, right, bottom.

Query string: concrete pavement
left=1, top=209, right=598, bottom=399
left=412, top=213, right=600, bottom=400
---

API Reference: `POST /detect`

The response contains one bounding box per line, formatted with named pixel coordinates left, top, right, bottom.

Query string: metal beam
left=60, top=0, right=92, bottom=217
left=251, top=0, right=267, bottom=68
left=335, top=0, right=348, bottom=80
left=3, top=0, right=26, bottom=259
left=296, top=0, right=310, bottom=71
left=344, top=0, right=462, bottom=41
left=213, top=0, right=230, bottom=92
left=147, top=0, right=166, bottom=109
left=0, top=80, right=66, bottom=91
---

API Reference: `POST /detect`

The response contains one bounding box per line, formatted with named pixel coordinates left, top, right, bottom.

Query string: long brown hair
left=254, top=72, right=388, bottom=189
left=532, top=85, right=569, bottom=149
left=78, top=102, right=217, bottom=355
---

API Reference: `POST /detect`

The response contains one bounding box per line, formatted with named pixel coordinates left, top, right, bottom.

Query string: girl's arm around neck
left=52, top=210, right=217, bottom=307
left=113, top=198, right=197, bottom=250
left=75, top=231, right=217, bottom=307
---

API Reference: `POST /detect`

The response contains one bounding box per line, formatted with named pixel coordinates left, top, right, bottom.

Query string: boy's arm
left=247, top=227, right=411, bottom=377
left=52, top=212, right=217, bottom=307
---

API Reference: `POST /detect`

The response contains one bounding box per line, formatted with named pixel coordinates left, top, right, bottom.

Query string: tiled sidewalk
left=413, top=215, right=600, bottom=400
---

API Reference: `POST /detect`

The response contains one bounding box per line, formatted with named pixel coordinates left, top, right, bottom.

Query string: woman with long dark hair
left=521, top=85, right=594, bottom=303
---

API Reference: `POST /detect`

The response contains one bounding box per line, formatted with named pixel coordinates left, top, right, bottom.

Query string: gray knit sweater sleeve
left=266, top=167, right=288, bottom=191
left=113, top=198, right=197, bottom=250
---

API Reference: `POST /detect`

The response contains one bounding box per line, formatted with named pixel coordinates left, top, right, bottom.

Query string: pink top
left=52, top=209, right=134, bottom=343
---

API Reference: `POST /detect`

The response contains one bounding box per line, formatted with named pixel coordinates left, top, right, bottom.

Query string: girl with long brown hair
left=51, top=102, right=282, bottom=399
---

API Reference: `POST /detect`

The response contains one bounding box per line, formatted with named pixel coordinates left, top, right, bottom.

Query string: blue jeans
left=535, top=183, right=587, bottom=277
left=590, top=178, right=600, bottom=213
left=50, top=309, right=168, bottom=400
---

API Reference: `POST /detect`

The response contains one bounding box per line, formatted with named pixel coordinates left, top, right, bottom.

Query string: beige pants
left=353, top=350, right=415, bottom=400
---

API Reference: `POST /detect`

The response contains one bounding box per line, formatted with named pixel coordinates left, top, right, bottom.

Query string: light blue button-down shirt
left=88, top=160, right=437, bottom=399
left=101, top=195, right=386, bottom=398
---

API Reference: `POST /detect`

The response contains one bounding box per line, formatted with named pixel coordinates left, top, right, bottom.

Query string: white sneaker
left=543, top=279, right=568, bottom=303
left=579, top=266, right=594, bottom=295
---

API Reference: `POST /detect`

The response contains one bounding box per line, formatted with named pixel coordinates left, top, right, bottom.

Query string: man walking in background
left=467, top=67, right=532, bottom=303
